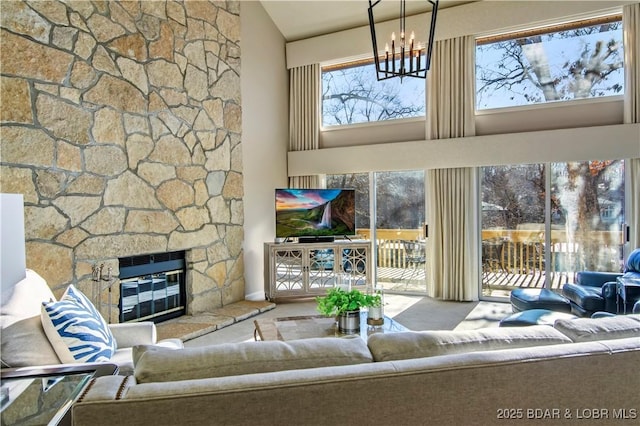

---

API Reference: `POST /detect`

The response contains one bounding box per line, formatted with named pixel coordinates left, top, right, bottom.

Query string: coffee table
left=254, top=310, right=408, bottom=341
left=1, top=363, right=118, bottom=426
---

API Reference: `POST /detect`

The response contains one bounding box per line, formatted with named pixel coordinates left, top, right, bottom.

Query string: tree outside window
left=322, top=61, right=425, bottom=127
left=476, top=16, right=624, bottom=110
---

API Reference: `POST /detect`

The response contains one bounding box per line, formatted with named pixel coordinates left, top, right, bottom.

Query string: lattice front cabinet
left=264, top=240, right=371, bottom=301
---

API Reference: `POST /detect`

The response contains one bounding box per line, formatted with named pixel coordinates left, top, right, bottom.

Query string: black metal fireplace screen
left=118, top=251, right=186, bottom=323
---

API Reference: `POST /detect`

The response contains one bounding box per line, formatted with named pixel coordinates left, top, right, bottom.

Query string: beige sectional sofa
left=73, top=315, right=640, bottom=426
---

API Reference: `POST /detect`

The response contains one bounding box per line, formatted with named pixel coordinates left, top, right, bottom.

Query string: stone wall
left=0, top=0, right=244, bottom=319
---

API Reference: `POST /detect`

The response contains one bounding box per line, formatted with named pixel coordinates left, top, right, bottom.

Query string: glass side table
left=616, top=276, right=640, bottom=314
left=1, top=363, right=117, bottom=426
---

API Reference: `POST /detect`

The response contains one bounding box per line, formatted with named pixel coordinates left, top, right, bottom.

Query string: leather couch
left=562, top=248, right=640, bottom=317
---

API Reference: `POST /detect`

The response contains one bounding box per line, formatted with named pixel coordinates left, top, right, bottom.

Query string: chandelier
left=368, top=0, right=439, bottom=81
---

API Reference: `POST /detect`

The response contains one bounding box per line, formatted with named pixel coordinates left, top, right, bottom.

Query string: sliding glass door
left=481, top=161, right=626, bottom=299
left=327, top=170, right=428, bottom=294
left=481, top=164, right=546, bottom=298
left=374, top=171, right=427, bottom=293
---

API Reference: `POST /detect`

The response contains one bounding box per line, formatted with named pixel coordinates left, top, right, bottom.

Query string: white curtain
left=288, top=64, right=320, bottom=189
left=624, top=4, right=640, bottom=251
left=426, top=36, right=479, bottom=301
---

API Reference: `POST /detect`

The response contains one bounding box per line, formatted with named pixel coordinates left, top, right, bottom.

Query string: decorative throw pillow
left=41, top=285, right=116, bottom=363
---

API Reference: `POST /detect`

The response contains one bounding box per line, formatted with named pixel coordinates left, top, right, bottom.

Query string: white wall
left=283, top=0, right=639, bottom=175
left=240, top=2, right=289, bottom=300
left=286, top=1, right=631, bottom=69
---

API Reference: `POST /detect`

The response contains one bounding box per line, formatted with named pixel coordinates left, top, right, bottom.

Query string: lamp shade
left=1, top=193, right=26, bottom=303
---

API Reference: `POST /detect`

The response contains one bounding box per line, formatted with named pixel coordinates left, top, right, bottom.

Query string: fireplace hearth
left=118, top=251, right=186, bottom=323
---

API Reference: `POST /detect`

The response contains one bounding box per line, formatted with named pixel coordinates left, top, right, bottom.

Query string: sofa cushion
left=1, top=269, right=55, bottom=328
left=41, top=285, right=117, bottom=363
left=553, top=314, right=640, bottom=342
left=367, top=326, right=572, bottom=362
left=133, top=336, right=372, bottom=383
left=510, top=288, right=571, bottom=313
left=1, top=315, right=61, bottom=367
left=499, top=309, right=577, bottom=327
left=1, top=270, right=59, bottom=367
left=561, top=283, right=605, bottom=313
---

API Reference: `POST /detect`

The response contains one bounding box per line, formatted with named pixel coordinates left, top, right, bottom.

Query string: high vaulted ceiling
left=259, top=0, right=477, bottom=42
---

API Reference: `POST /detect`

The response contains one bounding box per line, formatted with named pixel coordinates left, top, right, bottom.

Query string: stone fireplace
left=1, top=0, right=245, bottom=320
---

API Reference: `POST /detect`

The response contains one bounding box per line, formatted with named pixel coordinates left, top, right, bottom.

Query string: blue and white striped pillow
left=41, top=285, right=116, bottom=363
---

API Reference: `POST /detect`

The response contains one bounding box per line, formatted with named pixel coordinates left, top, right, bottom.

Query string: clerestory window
left=321, top=59, right=425, bottom=128
left=475, top=14, right=624, bottom=111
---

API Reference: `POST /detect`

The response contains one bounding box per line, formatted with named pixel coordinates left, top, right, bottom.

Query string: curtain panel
left=288, top=64, right=320, bottom=189
left=426, top=36, right=479, bottom=301
left=624, top=3, right=640, bottom=251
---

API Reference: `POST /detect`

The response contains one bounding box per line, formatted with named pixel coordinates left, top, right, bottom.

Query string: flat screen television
left=275, top=188, right=356, bottom=239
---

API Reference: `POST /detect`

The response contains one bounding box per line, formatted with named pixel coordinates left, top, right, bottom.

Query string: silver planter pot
left=337, top=310, right=360, bottom=333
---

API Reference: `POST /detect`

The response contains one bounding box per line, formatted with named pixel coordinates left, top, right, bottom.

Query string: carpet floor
left=181, top=295, right=513, bottom=347
left=391, top=296, right=513, bottom=331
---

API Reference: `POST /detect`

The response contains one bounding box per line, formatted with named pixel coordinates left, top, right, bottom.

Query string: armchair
left=1, top=269, right=183, bottom=375
left=562, top=248, right=640, bottom=317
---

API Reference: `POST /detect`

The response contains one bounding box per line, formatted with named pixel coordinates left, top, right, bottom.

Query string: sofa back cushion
left=553, top=314, right=640, bottom=342
left=1, top=269, right=54, bottom=328
left=576, top=271, right=621, bottom=288
left=1, top=270, right=60, bottom=367
left=1, top=315, right=61, bottom=367
left=367, top=326, right=572, bottom=362
left=133, top=336, right=372, bottom=383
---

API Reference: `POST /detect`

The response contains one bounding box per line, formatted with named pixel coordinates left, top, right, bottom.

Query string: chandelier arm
left=425, top=0, right=439, bottom=72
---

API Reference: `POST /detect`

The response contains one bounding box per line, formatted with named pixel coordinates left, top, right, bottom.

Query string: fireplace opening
left=118, top=251, right=186, bottom=323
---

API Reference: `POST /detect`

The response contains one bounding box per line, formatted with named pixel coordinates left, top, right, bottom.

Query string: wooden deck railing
left=356, top=228, right=624, bottom=273
left=357, top=229, right=423, bottom=268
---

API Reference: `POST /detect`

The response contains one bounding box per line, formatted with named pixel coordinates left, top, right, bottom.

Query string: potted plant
left=364, top=291, right=384, bottom=326
left=316, top=287, right=368, bottom=333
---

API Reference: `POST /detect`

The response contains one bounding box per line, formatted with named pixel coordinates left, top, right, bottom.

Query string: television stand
left=298, top=236, right=334, bottom=243
left=264, top=240, right=372, bottom=301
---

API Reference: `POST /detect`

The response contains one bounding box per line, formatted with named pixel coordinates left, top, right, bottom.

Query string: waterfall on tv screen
left=319, top=201, right=331, bottom=228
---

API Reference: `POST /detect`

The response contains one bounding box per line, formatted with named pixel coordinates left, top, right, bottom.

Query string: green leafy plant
left=316, top=287, right=369, bottom=317
left=364, top=291, right=382, bottom=308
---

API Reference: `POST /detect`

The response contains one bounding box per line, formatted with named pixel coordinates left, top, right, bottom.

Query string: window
left=481, top=160, right=625, bottom=299
left=322, top=60, right=425, bottom=127
left=476, top=15, right=624, bottom=110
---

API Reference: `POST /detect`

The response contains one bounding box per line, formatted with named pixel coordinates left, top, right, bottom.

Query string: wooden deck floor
left=482, top=270, right=572, bottom=290
left=376, top=267, right=427, bottom=293
left=375, top=266, right=575, bottom=295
